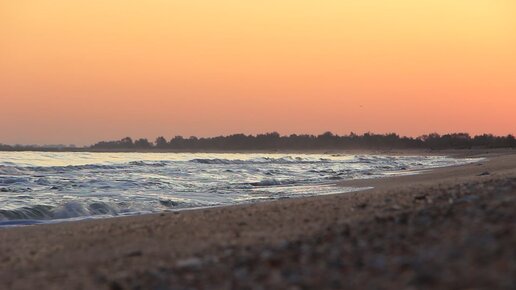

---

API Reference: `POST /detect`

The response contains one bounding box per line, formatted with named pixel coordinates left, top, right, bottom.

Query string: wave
left=190, top=158, right=239, bottom=164
left=247, top=177, right=324, bottom=187
left=0, top=205, right=54, bottom=220
left=0, top=160, right=174, bottom=174
left=190, top=157, right=331, bottom=165
left=128, top=161, right=170, bottom=167
left=0, top=164, right=123, bottom=174
left=249, top=179, right=290, bottom=186
left=0, top=165, right=31, bottom=175
left=0, top=201, right=121, bottom=221
left=0, top=220, right=46, bottom=226
left=0, top=177, right=31, bottom=185
left=0, top=152, right=483, bottom=225
left=0, top=199, right=192, bottom=222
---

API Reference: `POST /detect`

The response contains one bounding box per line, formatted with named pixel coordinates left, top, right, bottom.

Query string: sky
left=1, top=0, right=515, bottom=145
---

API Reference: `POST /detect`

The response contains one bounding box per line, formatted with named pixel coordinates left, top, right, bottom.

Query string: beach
left=1, top=150, right=515, bottom=289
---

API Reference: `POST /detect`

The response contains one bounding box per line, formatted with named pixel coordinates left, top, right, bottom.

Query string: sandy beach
left=1, top=150, right=515, bottom=289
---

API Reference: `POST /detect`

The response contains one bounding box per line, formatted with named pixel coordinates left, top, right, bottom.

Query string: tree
left=155, top=136, right=168, bottom=148
left=120, top=137, right=134, bottom=148
left=134, top=138, right=152, bottom=148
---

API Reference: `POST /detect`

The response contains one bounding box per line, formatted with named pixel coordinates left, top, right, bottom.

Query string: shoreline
left=1, top=150, right=514, bottom=289
left=0, top=151, right=484, bottom=228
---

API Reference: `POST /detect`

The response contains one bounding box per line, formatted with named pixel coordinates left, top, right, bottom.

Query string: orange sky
left=1, top=0, right=515, bottom=145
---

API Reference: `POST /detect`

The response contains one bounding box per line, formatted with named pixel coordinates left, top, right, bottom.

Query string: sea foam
left=0, top=152, right=481, bottom=225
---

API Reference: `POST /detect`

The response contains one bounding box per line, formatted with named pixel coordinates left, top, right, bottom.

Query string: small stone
left=356, top=203, right=368, bottom=209
left=390, top=204, right=402, bottom=211
left=414, top=194, right=427, bottom=200
left=126, top=250, right=142, bottom=257
left=457, top=195, right=479, bottom=203
left=109, top=281, right=123, bottom=290
left=176, top=257, right=203, bottom=268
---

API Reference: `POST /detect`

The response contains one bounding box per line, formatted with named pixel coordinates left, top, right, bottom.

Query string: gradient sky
left=1, top=0, right=515, bottom=145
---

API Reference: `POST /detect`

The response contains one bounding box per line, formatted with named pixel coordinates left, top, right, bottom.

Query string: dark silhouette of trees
left=418, top=133, right=472, bottom=149
left=88, top=137, right=134, bottom=149
left=85, top=132, right=516, bottom=151
left=134, top=138, right=151, bottom=148
left=2, top=132, right=514, bottom=152
left=155, top=136, right=168, bottom=148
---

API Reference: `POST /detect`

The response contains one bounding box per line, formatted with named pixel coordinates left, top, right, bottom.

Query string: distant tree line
left=86, top=132, right=516, bottom=151
left=1, top=132, right=514, bottom=152
left=0, top=144, right=77, bottom=152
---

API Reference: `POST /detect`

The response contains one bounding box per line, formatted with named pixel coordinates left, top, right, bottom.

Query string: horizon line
left=1, top=131, right=515, bottom=148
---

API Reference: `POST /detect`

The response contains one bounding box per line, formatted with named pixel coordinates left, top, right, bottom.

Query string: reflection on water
left=0, top=152, right=480, bottom=225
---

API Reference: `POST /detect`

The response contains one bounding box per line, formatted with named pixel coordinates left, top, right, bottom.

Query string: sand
left=0, top=150, right=514, bottom=289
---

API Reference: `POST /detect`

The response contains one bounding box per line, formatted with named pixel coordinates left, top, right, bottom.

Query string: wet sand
left=0, top=150, right=515, bottom=289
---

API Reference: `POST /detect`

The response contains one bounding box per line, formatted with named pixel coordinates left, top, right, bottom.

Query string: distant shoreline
left=2, top=132, right=514, bottom=153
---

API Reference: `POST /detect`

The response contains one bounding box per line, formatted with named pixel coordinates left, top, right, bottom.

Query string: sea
left=0, top=151, right=480, bottom=226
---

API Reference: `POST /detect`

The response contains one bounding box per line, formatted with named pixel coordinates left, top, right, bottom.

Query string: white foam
left=0, top=152, right=482, bottom=225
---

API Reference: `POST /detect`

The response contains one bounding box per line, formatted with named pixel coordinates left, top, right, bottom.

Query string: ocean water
left=0, top=152, right=480, bottom=226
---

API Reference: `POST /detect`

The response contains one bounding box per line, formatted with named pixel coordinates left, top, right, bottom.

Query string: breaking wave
left=0, top=151, right=482, bottom=226
left=0, top=201, right=121, bottom=221
left=189, top=156, right=330, bottom=165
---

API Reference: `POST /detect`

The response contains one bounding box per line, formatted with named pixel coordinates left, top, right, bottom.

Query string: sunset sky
left=1, top=0, right=515, bottom=145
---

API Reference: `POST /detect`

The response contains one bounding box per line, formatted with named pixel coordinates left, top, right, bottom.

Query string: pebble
left=176, top=257, right=203, bottom=269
